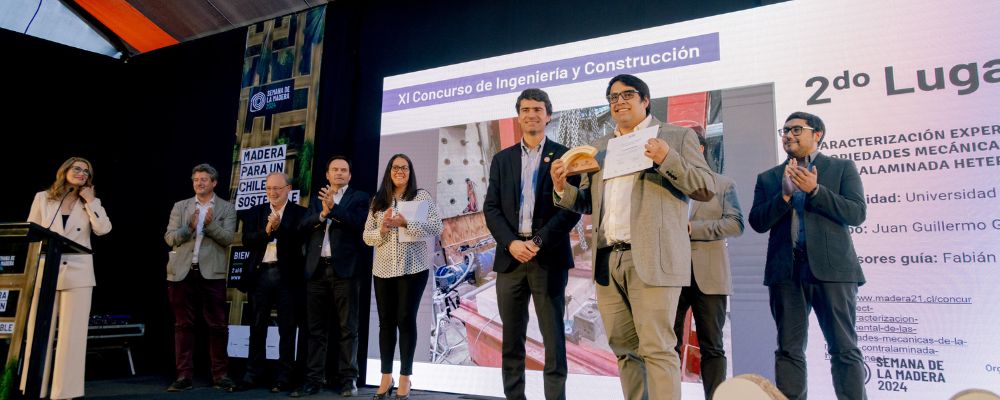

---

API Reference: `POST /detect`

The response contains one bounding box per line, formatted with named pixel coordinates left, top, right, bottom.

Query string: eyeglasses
left=391, top=165, right=410, bottom=172
left=778, top=126, right=815, bottom=137
left=265, top=184, right=290, bottom=192
left=70, top=166, right=91, bottom=176
left=606, top=90, right=640, bottom=104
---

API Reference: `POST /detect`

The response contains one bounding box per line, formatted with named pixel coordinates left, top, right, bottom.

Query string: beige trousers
left=20, top=285, right=93, bottom=399
left=596, top=249, right=682, bottom=400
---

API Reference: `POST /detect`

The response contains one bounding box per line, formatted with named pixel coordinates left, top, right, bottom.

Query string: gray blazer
left=555, top=118, right=714, bottom=287
left=689, top=174, right=744, bottom=295
left=164, top=195, right=237, bottom=282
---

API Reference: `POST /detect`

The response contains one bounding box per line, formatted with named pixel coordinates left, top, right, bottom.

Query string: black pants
left=673, top=270, right=727, bottom=400
left=373, top=269, right=428, bottom=375
left=246, top=264, right=299, bottom=384
left=304, top=260, right=359, bottom=385
left=769, top=254, right=867, bottom=400
left=496, top=260, right=568, bottom=400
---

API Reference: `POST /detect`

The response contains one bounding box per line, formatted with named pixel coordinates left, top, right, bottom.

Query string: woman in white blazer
left=23, top=157, right=112, bottom=399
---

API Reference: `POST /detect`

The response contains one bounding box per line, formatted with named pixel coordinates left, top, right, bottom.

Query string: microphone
left=46, top=187, right=75, bottom=229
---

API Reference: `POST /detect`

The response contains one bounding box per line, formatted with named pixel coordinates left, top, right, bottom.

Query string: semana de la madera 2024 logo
left=249, top=82, right=293, bottom=113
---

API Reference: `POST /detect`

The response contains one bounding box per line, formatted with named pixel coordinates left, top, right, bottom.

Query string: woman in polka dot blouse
left=363, top=154, right=442, bottom=399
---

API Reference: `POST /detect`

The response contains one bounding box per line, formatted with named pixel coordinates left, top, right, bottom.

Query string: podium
left=0, top=223, right=91, bottom=400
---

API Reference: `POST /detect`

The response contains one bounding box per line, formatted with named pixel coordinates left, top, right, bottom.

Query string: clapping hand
left=203, top=207, right=214, bottom=226
left=319, top=185, right=335, bottom=218
left=266, top=211, right=281, bottom=234
left=782, top=160, right=798, bottom=199
left=189, top=208, right=200, bottom=231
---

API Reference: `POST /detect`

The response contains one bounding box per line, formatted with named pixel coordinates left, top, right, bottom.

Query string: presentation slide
left=372, top=1, right=1000, bottom=398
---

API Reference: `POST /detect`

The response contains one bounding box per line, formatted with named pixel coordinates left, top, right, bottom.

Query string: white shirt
left=192, top=194, right=215, bottom=264
left=600, top=114, right=654, bottom=246
left=321, top=185, right=349, bottom=257
left=262, top=199, right=288, bottom=263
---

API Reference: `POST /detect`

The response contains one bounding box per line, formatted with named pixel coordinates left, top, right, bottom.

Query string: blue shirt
left=518, top=136, right=546, bottom=236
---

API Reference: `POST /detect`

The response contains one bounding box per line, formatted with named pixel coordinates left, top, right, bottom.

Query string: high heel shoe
left=373, top=378, right=394, bottom=400
left=394, top=380, right=411, bottom=400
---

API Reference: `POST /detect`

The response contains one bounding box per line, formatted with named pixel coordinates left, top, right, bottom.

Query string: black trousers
left=673, top=270, right=727, bottom=400
left=496, top=260, right=568, bottom=400
left=304, top=259, right=359, bottom=385
left=246, top=263, right=299, bottom=384
left=769, top=254, right=867, bottom=400
left=372, top=269, right=428, bottom=375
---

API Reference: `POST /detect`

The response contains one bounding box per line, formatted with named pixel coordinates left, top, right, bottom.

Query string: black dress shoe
left=271, top=382, right=291, bottom=393
left=214, top=376, right=238, bottom=392
left=166, top=378, right=193, bottom=392
left=340, top=380, right=358, bottom=397
left=289, top=383, right=321, bottom=397
left=235, top=376, right=257, bottom=391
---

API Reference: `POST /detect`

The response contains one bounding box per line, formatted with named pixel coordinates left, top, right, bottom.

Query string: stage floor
left=86, top=375, right=504, bottom=400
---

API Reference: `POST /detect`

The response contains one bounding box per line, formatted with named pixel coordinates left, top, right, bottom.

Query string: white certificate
left=395, top=200, right=429, bottom=242
left=602, top=125, right=658, bottom=179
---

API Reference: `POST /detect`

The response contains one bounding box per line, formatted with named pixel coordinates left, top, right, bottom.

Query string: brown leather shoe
left=213, top=376, right=237, bottom=392
left=166, top=378, right=193, bottom=392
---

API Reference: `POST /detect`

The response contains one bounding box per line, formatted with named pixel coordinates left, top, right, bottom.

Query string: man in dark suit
left=749, top=111, right=868, bottom=400
left=484, top=88, right=580, bottom=400
left=674, top=133, right=744, bottom=400
left=240, top=172, right=308, bottom=393
left=291, top=156, right=370, bottom=398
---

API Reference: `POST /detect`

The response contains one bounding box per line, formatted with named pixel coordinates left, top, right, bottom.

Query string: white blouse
left=363, top=189, right=443, bottom=279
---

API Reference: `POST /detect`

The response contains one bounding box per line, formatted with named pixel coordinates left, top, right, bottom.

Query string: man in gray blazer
left=674, top=133, right=744, bottom=400
left=551, top=74, right=714, bottom=400
left=163, top=163, right=238, bottom=392
left=749, top=112, right=867, bottom=400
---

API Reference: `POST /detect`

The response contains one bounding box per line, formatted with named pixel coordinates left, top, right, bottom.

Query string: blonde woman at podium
left=23, top=156, right=112, bottom=399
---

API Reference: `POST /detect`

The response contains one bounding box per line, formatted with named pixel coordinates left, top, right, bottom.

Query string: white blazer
left=27, top=191, right=112, bottom=290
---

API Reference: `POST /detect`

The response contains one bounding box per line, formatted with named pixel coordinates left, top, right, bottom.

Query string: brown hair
left=47, top=157, right=94, bottom=200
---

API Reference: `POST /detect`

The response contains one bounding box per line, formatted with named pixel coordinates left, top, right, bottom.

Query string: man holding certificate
left=550, top=74, right=714, bottom=400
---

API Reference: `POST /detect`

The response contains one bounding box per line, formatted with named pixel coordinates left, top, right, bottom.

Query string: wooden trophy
left=560, top=145, right=600, bottom=176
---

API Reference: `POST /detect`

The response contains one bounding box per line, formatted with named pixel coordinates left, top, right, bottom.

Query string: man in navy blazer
left=240, top=172, right=308, bottom=393
left=484, top=88, right=580, bottom=400
left=749, top=112, right=868, bottom=400
left=292, top=156, right=370, bottom=398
